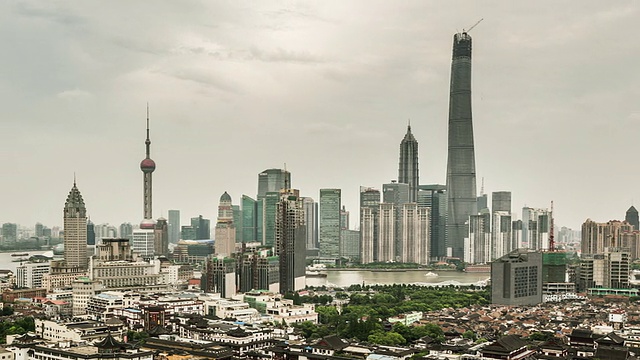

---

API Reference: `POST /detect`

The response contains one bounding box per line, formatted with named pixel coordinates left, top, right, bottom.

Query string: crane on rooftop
left=463, top=18, right=484, bottom=34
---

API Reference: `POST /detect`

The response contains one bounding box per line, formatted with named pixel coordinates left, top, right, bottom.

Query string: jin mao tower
left=398, top=124, right=419, bottom=203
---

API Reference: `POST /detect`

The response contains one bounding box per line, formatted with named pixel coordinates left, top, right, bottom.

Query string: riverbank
left=325, top=268, right=460, bottom=272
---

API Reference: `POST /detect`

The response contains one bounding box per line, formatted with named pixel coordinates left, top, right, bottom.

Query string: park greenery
left=293, top=284, right=490, bottom=346
left=0, top=315, right=34, bottom=344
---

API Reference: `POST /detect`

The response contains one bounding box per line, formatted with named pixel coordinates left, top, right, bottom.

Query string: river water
left=0, top=252, right=489, bottom=288
left=306, top=270, right=490, bottom=288
left=0, top=250, right=54, bottom=273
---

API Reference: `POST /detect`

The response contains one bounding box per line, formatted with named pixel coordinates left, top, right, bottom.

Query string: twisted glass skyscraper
left=446, top=32, right=478, bottom=259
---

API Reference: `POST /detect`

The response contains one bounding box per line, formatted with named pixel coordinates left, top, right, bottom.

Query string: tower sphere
left=140, top=158, right=156, bottom=172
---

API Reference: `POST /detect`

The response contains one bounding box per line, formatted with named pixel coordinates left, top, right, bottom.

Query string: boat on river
left=424, top=272, right=439, bottom=277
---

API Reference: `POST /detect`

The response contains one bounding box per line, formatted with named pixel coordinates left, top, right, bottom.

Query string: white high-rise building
left=400, top=204, right=429, bottom=264
left=377, top=203, right=395, bottom=262
left=492, top=211, right=512, bottom=260
left=132, top=229, right=155, bottom=257
left=523, top=207, right=552, bottom=251
left=302, top=197, right=318, bottom=250
left=360, top=207, right=375, bottom=264
left=465, top=212, right=491, bottom=264
left=16, top=261, right=51, bottom=288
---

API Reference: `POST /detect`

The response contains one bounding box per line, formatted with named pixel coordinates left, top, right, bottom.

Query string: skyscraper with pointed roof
left=626, top=206, right=639, bottom=231
left=398, top=124, right=419, bottom=203
left=446, top=31, right=478, bottom=259
left=63, top=180, right=88, bottom=269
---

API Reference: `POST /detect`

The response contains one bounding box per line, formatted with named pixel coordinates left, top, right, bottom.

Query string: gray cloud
left=0, top=1, right=638, bottom=231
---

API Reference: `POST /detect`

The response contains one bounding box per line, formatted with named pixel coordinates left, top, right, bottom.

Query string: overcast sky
left=1, top=1, right=638, bottom=231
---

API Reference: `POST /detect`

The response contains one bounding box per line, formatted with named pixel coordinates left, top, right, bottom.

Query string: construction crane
left=463, top=18, right=484, bottom=34
left=549, top=201, right=555, bottom=251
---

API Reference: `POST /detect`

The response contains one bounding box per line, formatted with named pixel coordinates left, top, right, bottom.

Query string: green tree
left=368, top=330, right=406, bottom=346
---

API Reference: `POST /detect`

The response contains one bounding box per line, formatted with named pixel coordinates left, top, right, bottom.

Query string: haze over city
left=1, top=1, right=638, bottom=229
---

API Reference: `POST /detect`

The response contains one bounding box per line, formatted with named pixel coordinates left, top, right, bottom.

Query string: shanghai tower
left=446, top=31, right=477, bottom=259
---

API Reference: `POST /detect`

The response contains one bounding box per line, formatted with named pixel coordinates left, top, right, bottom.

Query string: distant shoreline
left=325, top=268, right=459, bottom=272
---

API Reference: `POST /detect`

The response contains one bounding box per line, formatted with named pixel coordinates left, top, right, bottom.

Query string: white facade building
left=15, top=262, right=50, bottom=288
left=132, top=229, right=155, bottom=257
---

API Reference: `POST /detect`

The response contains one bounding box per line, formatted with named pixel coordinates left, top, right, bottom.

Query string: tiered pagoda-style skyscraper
left=398, top=124, right=419, bottom=203
left=446, top=31, right=478, bottom=259
left=63, top=179, right=88, bottom=269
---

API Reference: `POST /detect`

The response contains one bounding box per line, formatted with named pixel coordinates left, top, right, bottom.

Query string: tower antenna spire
left=73, top=172, right=76, bottom=186
left=145, top=103, right=151, bottom=158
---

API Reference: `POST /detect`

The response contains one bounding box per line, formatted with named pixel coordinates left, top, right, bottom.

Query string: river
left=0, top=250, right=55, bottom=273
left=306, top=269, right=490, bottom=288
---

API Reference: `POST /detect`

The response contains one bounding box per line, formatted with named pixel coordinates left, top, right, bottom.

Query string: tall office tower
left=154, top=217, right=169, bottom=256
left=360, top=187, right=381, bottom=263
left=477, top=194, right=488, bottom=212
left=191, top=215, right=211, bottom=240
left=383, top=182, right=409, bottom=261
left=522, top=207, right=552, bottom=251
left=400, top=203, right=429, bottom=264
left=492, top=191, right=512, bottom=213
left=465, top=211, right=491, bottom=264
left=620, top=231, right=640, bottom=260
left=262, top=192, right=279, bottom=247
left=579, top=247, right=630, bottom=291
left=445, top=30, right=478, bottom=259
left=340, top=206, right=349, bottom=230
left=241, top=195, right=257, bottom=243
left=140, top=106, right=157, bottom=230
left=581, top=219, right=634, bottom=255
left=119, top=222, right=133, bottom=240
left=168, top=210, right=180, bottom=243
left=491, top=249, right=543, bottom=306
left=215, top=192, right=236, bottom=257
left=319, top=189, right=341, bottom=258
left=398, top=124, right=419, bottom=203
left=512, top=220, right=523, bottom=249
left=63, top=180, right=88, bottom=269
left=302, top=197, right=318, bottom=250
left=87, top=220, right=96, bottom=246
left=232, top=205, right=243, bottom=242
left=35, top=222, right=44, bottom=237
left=626, top=206, right=639, bottom=230
left=418, top=185, right=447, bottom=260
left=181, top=226, right=196, bottom=240
left=341, top=229, right=361, bottom=262
left=377, top=203, right=396, bottom=262
left=201, top=256, right=236, bottom=298
left=492, top=211, right=512, bottom=260
left=256, top=198, right=264, bottom=242
left=1, top=223, right=18, bottom=245
left=257, top=168, right=291, bottom=200
left=237, top=252, right=280, bottom=293
left=275, top=189, right=306, bottom=293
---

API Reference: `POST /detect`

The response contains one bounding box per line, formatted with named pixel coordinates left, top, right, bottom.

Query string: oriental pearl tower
left=140, top=106, right=156, bottom=230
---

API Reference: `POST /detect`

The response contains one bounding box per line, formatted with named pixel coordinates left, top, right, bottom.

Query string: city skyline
left=1, top=2, right=638, bottom=229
